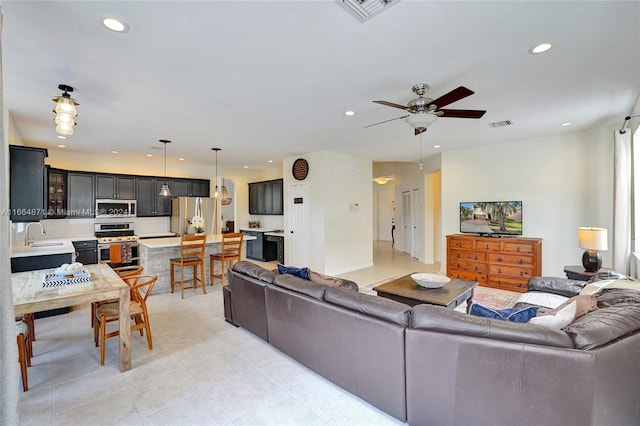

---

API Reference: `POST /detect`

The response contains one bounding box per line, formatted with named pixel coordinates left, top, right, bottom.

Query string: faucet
left=25, top=222, right=46, bottom=246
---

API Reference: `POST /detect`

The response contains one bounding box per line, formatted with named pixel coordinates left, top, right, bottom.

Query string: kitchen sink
left=30, top=241, right=64, bottom=248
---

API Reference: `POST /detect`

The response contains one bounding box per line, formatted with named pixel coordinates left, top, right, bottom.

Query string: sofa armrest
left=527, top=276, right=586, bottom=297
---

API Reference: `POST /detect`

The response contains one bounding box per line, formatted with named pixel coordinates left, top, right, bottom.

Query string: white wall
left=283, top=151, right=373, bottom=275
left=441, top=126, right=614, bottom=276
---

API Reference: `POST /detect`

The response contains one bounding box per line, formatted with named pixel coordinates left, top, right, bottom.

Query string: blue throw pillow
left=469, top=302, right=538, bottom=323
left=277, top=264, right=311, bottom=280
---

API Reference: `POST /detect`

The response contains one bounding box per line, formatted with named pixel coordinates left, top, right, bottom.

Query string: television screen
left=459, top=201, right=523, bottom=236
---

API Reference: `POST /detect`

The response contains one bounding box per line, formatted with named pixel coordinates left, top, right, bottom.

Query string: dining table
left=12, top=263, right=131, bottom=372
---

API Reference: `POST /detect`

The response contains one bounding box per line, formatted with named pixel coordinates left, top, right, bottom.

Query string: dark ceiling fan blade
left=438, top=109, right=486, bottom=119
left=428, top=86, right=474, bottom=108
left=373, top=100, right=409, bottom=111
left=414, top=127, right=427, bottom=136
left=364, top=115, right=409, bottom=128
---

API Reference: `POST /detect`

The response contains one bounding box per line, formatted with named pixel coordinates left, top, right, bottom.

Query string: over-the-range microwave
left=95, top=199, right=137, bottom=218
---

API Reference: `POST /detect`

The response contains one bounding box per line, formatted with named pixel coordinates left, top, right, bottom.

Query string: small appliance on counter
left=248, top=221, right=260, bottom=229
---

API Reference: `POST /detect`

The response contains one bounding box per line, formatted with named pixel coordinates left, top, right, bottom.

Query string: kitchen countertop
left=137, top=232, right=177, bottom=239
left=11, top=238, right=76, bottom=258
left=139, top=234, right=256, bottom=249
left=239, top=228, right=276, bottom=233
left=264, top=231, right=285, bottom=237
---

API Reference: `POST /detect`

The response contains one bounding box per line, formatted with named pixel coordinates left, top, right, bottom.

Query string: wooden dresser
left=446, top=234, right=542, bottom=293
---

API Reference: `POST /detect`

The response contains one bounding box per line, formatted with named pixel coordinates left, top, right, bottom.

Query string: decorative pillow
left=469, top=302, right=539, bottom=323
left=277, top=264, right=310, bottom=280
left=529, top=301, right=576, bottom=329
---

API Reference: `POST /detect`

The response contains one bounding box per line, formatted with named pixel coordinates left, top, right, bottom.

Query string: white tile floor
left=18, top=241, right=440, bottom=425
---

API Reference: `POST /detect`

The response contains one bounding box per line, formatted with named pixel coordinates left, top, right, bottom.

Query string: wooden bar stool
left=210, top=232, right=244, bottom=286
left=170, top=234, right=207, bottom=299
left=16, top=319, right=32, bottom=391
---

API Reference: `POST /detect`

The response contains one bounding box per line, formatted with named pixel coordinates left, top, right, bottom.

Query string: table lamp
left=577, top=227, right=608, bottom=272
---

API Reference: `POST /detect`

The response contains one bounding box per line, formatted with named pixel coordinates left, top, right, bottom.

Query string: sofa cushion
left=411, top=304, right=574, bottom=348
left=309, top=271, right=359, bottom=291
left=469, top=303, right=539, bottom=323
left=587, top=270, right=634, bottom=283
left=526, top=276, right=587, bottom=298
left=563, top=302, right=640, bottom=349
left=324, top=287, right=411, bottom=326
left=277, top=264, right=311, bottom=280
left=596, top=288, right=640, bottom=307
left=232, top=261, right=277, bottom=284
left=273, top=273, right=327, bottom=300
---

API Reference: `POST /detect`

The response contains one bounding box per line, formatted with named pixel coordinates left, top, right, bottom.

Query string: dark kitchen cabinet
left=67, top=172, right=95, bottom=218
left=9, top=145, right=48, bottom=222
left=264, top=234, right=284, bottom=264
left=95, top=174, right=136, bottom=199
left=171, top=178, right=210, bottom=197
left=46, top=167, right=66, bottom=218
left=242, top=230, right=277, bottom=262
left=248, top=179, right=283, bottom=215
left=137, top=177, right=172, bottom=216
left=72, top=240, right=98, bottom=265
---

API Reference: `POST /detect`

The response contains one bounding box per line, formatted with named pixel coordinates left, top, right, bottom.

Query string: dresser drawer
left=449, top=249, right=486, bottom=262
left=487, top=275, right=529, bottom=291
left=487, top=252, right=534, bottom=266
left=448, top=270, right=486, bottom=283
left=448, top=260, right=487, bottom=273
left=488, top=264, right=534, bottom=279
left=448, top=237, right=474, bottom=250
left=503, top=241, right=536, bottom=254
left=475, top=240, right=502, bottom=252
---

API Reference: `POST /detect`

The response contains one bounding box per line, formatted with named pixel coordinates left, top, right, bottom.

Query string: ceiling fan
left=366, top=84, right=486, bottom=135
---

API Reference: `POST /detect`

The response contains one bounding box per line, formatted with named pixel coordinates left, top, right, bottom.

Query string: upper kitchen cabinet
left=137, top=177, right=172, bottom=216
left=9, top=145, right=48, bottom=222
left=67, top=172, right=95, bottom=218
left=46, top=167, right=66, bottom=218
left=171, top=178, right=210, bottom=197
left=95, top=174, right=136, bottom=199
left=248, top=179, right=283, bottom=215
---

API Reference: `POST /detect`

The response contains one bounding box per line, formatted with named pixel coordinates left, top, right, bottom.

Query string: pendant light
left=221, top=178, right=232, bottom=205
left=159, top=139, right=172, bottom=196
left=211, top=148, right=221, bottom=197
left=52, top=84, right=79, bottom=136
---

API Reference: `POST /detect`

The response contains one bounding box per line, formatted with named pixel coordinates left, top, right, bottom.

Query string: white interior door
left=287, top=183, right=310, bottom=266
left=377, top=188, right=394, bottom=241
left=402, top=191, right=412, bottom=256
left=412, top=188, right=420, bottom=258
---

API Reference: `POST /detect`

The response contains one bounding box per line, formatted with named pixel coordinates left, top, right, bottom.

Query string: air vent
left=488, top=120, right=513, bottom=128
left=338, top=0, right=400, bottom=22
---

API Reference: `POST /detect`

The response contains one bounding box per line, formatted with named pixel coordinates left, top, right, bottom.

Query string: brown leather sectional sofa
left=225, top=262, right=640, bottom=425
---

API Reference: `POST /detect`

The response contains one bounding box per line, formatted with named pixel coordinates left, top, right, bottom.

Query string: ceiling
left=3, top=1, right=639, bottom=170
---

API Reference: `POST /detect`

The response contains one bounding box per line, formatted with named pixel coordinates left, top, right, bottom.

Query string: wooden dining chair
left=94, top=274, right=157, bottom=366
left=91, top=265, right=144, bottom=328
left=16, top=319, right=32, bottom=391
left=170, top=234, right=207, bottom=299
left=209, top=232, right=244, bottom=286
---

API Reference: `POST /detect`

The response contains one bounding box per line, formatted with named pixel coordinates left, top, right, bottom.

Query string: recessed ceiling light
left=243, top=165, right=249, bottom=169
left=433, top=145, right=441, bottom=149
left=103, top=18, right=129, bottom=33
left=561, top=122, right=573, bottom=127
left=178, top=158, right=185, bottom=161
left=529, top=42, right=552, bottom=54
left=344, top=110, right=356, bottom=116
left=146, top=154, right=153, bottom=157
left=111, top=150, right=119, bottom=154
left=57, top=144, right=66, bottom=148
left=56, top=135, right=66, bottom=140
left=268, top=160, right=274, bottom=163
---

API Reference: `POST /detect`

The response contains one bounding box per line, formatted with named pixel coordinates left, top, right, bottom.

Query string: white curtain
left=613, top=129, right=632, bottom=274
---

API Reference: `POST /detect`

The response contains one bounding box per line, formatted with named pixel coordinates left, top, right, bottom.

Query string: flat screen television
left=459, top=201, right=523, bottom=236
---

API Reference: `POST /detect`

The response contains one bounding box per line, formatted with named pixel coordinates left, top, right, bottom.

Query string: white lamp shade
left=55, top=123, right=74, bottom=136
left=578, top=227, right=608, bottom=251
left=54, top=113, right=75, bottom=125
left=54, top=96, right=78, bottom=116
left=405, top=112, right=438, bottom=129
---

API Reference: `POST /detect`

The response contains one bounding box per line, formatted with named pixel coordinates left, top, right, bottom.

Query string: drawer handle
left=485, top=244, right=489, bottom=249
left=516, top=247, right=520, bottom=252
left=457, top=253, right=461, bottom=258
left=498, top=268, right=502, bottom=273
left=520, top=271, right=524, bottom=276
left=474, top=255, right=478, bottom=260
left=474, top=266, right=478, bottom=271
left=497, top=257, right=503, bottom=262
left=519, top=259, right=524, bottom=264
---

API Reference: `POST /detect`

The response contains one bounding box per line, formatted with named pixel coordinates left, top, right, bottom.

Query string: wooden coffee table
left=373, top=273, right=478, bottom=309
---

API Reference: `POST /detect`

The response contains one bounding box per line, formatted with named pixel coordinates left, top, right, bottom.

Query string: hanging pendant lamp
left=221, top=178, right=232, bottom=205
left=159, top=140, right=172, bottom=196
left=52, top=84, right=79, bottom=136
left=211, top=148, right=221, bottom=198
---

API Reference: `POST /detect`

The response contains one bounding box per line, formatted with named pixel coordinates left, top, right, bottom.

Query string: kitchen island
left=139, top=234, right=255, bottom=294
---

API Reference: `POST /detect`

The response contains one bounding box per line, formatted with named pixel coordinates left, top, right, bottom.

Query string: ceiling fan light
left=405, top=112, right=438, bottom=129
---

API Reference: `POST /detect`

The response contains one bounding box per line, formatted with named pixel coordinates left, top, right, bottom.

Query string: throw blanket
left=580, top=279, right=640, bottom=296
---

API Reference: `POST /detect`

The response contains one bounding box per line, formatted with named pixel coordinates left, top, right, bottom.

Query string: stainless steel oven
left=94, top=223, right=140, bottom=267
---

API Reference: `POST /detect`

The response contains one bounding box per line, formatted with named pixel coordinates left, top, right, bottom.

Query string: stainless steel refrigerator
left=170, top=197, right=216, bottom=236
